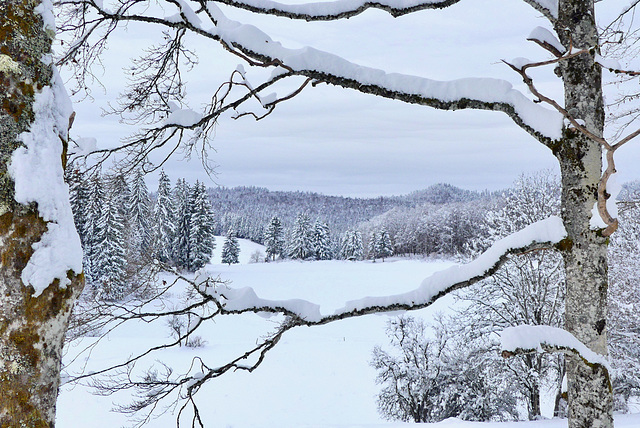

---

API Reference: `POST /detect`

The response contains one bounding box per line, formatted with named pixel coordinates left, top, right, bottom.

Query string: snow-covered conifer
left=83, top=171, right=106, bottom=283
left=152, top=170, right=175, bottom=263
left=67, top=167, right=91, bottom=248
left=288, top=213, right=313, bottom=260
left=264, top=216, right=284, bottom=261
left=221, top=229, right=240, bottom=265
left=94, top=193, right=128, bottom=300
left=173, top=178, right=193, bottom=269
left=128, top=169, right=152, bottom=254
left=375, top=228, right=394, bottom=261
left=188, top=181, right=216, bottom=270
left=340, top=230, right=363, bottom=261
left=312, top=220, right=332, bottom=260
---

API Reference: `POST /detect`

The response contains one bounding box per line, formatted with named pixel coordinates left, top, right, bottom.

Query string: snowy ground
left=57, top=239, right=640, bottom=427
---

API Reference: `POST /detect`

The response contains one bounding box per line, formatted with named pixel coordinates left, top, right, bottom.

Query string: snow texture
left=9, top=67, right=83, bottom=296
left=165, top=102, right=203, bottom=126
left=590, top=202, right=608, bottom=229
left=595, top=54, right=622, bottom=71
left=203, top=0, right=454, bottom=18
left=528, top=26, right=565, bottom=53
left=68, top=137, right=97, bottom=156
left=197, top=270, right=323, bottom=320
left=607, top=172, right=622, bottom=219
left=34, top=0, right=56, bottom=31
left=195, top=3, right=564, bottom=140
left=501, top=325, right=611, bottom=371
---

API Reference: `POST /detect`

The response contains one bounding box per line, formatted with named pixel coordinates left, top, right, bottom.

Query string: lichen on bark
left=0, top=1, right=84, bottom=426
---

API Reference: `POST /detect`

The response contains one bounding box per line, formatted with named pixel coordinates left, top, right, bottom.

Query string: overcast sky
left=63, top=0, right=640, bottom=198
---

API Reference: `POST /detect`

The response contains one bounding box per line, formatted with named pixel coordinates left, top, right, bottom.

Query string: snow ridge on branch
left=201, top=2, right=564, bottom=141
left=208, top=0, right=462, bottom=20
left=501, top=325, right=611, bottom=372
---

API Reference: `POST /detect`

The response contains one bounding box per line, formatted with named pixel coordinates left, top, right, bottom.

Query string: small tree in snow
left=264, top=216, right=284, bottom=261
left=221, top=230, right=240, bottom=265
left=370, top=228, right=393, bottom=262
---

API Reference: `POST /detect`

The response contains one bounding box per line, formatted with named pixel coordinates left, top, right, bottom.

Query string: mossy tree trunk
left=0, top=1, right=84, bottom=426
left=554, top=0, right=613, bottom=426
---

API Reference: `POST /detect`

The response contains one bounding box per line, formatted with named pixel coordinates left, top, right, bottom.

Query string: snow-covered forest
left=58, top=169, right=640, bottom=426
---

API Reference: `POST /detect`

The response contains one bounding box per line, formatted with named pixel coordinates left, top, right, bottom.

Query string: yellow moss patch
left=0, top=55, right=20, bottom=75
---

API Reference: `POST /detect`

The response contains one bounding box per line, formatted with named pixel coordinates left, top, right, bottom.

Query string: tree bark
left=0, top=1, right=84, bottom=426
left=555, top=1, right=613, bottom=426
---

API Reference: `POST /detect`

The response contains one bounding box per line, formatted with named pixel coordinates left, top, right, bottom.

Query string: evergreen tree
left=94, top=193, right=128, bottom=300
left=152, top=170, right=175, bottom=263
left=188, top=181, right=216, bottom=270
left=221, top=229, right=240, bottom=265
left=311, top=220, right=332, bottom=260
left=368, top=230, right=378, bottom=261
left=288, top=213, right=313, bottom=260
left=173, top=178, right=193, bottom=269
left=83, top=171, right=106, bottom=284
left=340, top=230, right=363, bottom=261
left=264, top=216, right=284, bottom=261
left=67, top=167, right=91, bottom=248
left=128, top=169, right=152, bottom=255
left=375, top=228, right=394, bottom=261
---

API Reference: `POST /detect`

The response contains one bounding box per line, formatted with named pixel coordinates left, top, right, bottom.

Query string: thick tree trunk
left=555, top=1, right=613, bottom=426
left=0, top=1, right=84, bottom=426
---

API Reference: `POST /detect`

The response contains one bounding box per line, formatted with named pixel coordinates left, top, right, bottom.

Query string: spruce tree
left=264, top=216, right=284, bottom=261
left=312, top=220, right=332, bottom=260
left=173, top=178, right=193, bottom=269
left=188, top=181, right=216, bottom=270
left=94, top=193, right=128, bottom=300
left=288, top=213, right=313, bottom=260
left=152, top=170, right=175, bottom=263
left=67, top=167, right=91, bottom=249
left=83, top=171, right=106, bottom=284
left=369, top=230, right=379, bottom=261
left=340, top=230, right=364, bottom=261
left=128, top=169, right=152, bottom=255
left=221, top=229, right=240, bottom=265
left=376, top=229, right=394, bottom=261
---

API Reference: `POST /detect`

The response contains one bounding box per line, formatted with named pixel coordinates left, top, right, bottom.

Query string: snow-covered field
left=57, top=239, right=640, bottom=428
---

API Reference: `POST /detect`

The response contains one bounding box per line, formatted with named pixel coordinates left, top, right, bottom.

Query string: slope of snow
left=57, top=246, right=639, bottom=427
left=210, top=236, right=266, bottom=264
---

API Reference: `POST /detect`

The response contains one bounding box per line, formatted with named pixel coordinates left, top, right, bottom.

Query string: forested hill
left=208, top=183, right=490, bottom=243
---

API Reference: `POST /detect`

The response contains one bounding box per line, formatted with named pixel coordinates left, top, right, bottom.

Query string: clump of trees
left=372, top=173, right=640, bottom=422
left=68, top=168, right=217, bottom=298
left=372, top=316, right=519, bottom=423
